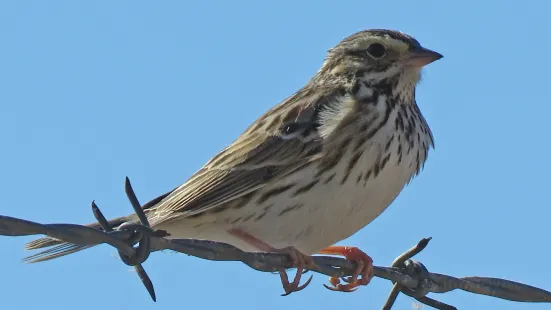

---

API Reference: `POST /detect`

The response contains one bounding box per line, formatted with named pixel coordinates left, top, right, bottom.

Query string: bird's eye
left=366, top=43, right=386, bottom=59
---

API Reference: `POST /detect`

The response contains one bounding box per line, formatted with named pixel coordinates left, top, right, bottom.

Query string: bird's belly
left=244, top=145, right=417, bottom=254
left=160, top=142, right=419, bottom=255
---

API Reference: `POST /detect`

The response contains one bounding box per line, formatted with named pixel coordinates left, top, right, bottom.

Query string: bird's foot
left=319, top=246, right=374, bottom=292
left=227, top=229, right=313, bottom=296
left=275, top=246, right=314, bottom=296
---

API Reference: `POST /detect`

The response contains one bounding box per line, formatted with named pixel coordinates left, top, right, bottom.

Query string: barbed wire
left=1, top=177, right=550, bottom=309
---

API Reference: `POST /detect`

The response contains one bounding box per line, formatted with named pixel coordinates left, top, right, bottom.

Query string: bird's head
left=320, top=29, right=442, bottom=97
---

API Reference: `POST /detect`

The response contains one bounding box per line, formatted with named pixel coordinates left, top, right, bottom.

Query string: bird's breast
left=162, top=106, right=432, bottom=255
left=230, top=112, right=429, bottom=254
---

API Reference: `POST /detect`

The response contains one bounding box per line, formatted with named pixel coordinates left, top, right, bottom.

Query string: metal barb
left=0, top=177, right=550, bottom=309
left=90, top=180, right=157, bottom=302
left=382, top=237, right=457, bottom=310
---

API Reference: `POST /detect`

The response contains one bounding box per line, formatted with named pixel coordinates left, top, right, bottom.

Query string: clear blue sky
left=1, top=1, right=549, bottom=309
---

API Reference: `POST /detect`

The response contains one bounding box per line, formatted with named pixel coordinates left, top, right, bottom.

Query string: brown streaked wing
left=148, top=85, right=340, bottom=226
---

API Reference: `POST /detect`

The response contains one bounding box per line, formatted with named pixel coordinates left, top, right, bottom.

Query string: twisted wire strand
left=1, top=177, right=550, bottom=309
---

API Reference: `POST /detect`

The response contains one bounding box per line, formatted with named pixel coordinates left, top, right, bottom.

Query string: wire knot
left=399, top=259, right=431, bottom=298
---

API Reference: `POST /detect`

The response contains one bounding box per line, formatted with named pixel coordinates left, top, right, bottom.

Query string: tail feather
left=23, top=216, right=133, bottom=263
left=23, top=189, right=175, bottom=263
left=25, top=236, right=69, bottom=251
left=23, top=243, right=94, bottom=263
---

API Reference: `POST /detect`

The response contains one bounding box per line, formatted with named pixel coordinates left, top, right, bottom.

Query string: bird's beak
left=403, top=47, right=443, bottom=67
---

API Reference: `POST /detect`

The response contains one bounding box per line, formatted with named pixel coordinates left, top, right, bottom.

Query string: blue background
left=1, top=1, right=549, bottom=309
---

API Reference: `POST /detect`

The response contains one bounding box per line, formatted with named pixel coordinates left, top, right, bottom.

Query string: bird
left=24, top=29, right=442, bottom=295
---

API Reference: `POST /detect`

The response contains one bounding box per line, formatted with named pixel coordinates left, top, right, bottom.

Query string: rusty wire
left=1, top=177, right=550, bottom=309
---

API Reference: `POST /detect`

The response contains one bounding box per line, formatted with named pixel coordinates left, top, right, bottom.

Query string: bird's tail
left=23, top=215, right=135, bottom=263
left=23, top=189, right=175, bottom=263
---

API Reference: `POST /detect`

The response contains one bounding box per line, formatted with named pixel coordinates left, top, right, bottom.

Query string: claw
left=227, top=229, right=315, bottom=296
left=323, top=283, right=358, bottom=292
left=318, top=245, right=374, bottom=292
left=281, top=274, right=313, bottom=296
left=277, top=246, right=315, bottom=296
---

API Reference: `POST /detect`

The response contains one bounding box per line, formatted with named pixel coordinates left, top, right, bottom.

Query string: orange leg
left=319, top=246, right=374, bottom=292
left=228, top=229, right=314, bottom=296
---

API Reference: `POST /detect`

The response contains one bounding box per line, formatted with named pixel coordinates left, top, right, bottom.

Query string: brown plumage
left=25, top=29, right=442, bottom=294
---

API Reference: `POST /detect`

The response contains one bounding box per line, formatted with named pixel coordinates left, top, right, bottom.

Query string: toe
left=321, top=246, right=374, bottom=292
left=275, top=247, right=315, bottom=296
left=283, top=247, right=300, bottom=267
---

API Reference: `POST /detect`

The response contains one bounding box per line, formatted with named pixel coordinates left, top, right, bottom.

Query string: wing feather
left=148, top=85, right=340, bottom=226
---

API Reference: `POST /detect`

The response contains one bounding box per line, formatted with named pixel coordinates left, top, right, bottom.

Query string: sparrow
left=24, top=29, right=442, bottom=295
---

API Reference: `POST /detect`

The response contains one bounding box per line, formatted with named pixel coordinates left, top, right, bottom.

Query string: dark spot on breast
left=256, top=183, right=295, bottom=204
left=380, top=153, right=391, bottom=170
left=365, top=128, right=378, bottom=141
left=340, top=172, right=351, bottom=185
left=402, top=105, right=409, bottom=119
left=278, top=204, right=304, bottom=216
left=395, top=111, right=405, bottom=131
left=324, top=173, right=336, bottom=184
left=385, top=135, right=395, bottom=152
left=294, top=225, right=313, bottom=240
left=373, top=162, right=381, bottom=178
left=363, top=169, right=372, bottom=182
left=316, top=151, right=343, bottom=177
left=340, top=136, right=353, bottom=149
left=243, top=213, right=256, bottom=222
left=341, top=150, right=363, bottom=184
left=409, top=115, right=416, bottom=128
left=409, top=105, right=418, bottom=120
left=293, top=179, right=320, bottom=196
left=230, top=217, right=242, bottom=224
left=354, top=136, right=367, bottom=152
left=254, top=211, right=268, bottom=222
left=405, top=122, right=414, bottom=140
